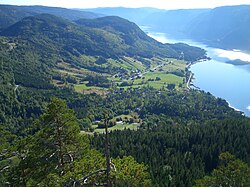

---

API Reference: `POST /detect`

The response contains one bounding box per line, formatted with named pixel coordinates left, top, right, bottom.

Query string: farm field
left=51, top=55, right=188, bottom=94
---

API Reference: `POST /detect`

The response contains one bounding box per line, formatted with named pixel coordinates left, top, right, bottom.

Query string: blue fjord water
left=148, top=32, right=250, bottom=117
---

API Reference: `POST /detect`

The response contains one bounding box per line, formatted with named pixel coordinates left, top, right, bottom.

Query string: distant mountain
left=144, top=5, right=250, bottom=53
left=80, top=7, right=163, bottom=25
left=143, top=9, right=210, bottom=38
left=186, top=5, right=250, bottom=52
left=0, top=4, right=101, bottom=29
left=88, top=6, right=250, bottom=53
left=83, top=7, right=209, bottom=36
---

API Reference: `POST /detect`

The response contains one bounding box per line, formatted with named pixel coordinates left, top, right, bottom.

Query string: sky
left=1, top=0, right=250, bottom=9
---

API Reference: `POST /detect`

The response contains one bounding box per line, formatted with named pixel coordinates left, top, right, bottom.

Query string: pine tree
left=12, top=97, right=88, bottom=185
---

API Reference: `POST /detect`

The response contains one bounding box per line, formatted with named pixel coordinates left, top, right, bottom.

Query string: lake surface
left=147, top=32, right=250, bottom=117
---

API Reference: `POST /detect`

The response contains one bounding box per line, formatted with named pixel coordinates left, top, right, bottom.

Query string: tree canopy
left=195, top=152, right=250, bottom=187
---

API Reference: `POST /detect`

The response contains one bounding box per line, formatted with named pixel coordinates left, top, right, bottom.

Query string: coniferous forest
left=0, top=4, right=250, bottom=187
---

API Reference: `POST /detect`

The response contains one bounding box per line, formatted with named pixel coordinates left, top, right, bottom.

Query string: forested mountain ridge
left=1, top=13, right=206, bottom=60
left=0, top=13, right=206, bottom=90
left=0, top=4, right=100, bottom=30
left=75, top=16, right=157, bottom=44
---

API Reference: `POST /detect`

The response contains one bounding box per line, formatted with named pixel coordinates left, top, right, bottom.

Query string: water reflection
left=214, top=48, right=250, bottom=62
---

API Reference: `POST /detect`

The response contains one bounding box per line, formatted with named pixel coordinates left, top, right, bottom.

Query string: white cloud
left=1, top=0, right=250, bottom=9
left=247, top=105, right=250, bottom=111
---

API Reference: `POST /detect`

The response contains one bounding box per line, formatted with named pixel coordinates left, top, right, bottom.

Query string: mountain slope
left=186, top=5, right=250, bottom=52
left=0, top=4, right=100, bottom=30
left=1, top=14, right=205, bottom=60
left=0, top=14, right=206, bottom=89
left=144, top=9, right=210, bottom=38
left=75, top=16, right=178, bottom=58
left=84, top=7, right=209, bottom=37
left=75, top=16, right=206, bottom=60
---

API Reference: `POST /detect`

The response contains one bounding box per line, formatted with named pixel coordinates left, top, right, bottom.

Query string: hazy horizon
left=1, top=0, right=250, bottom=10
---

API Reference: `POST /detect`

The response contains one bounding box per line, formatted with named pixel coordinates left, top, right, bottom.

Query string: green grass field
left=145, top=72, right=182, bottom=83
left=90, top=113, right=141, bottom=133
left=122, top=57, right=147, bottom=71
left=111, top=59, right=186, bottom=90
left=107, top=57, right=147, bottom=72
left=74, top=83, right=108, bottom=92
left=58, top=57, right=188, bottom=92
left=94, top=123, right=140, bottom=133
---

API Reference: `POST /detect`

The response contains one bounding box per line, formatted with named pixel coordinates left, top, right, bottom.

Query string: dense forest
left=1, top=85, right=250, bottom=186
left=0, top=4, right=250, bottom=187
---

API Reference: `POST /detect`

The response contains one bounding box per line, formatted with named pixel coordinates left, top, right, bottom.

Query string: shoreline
left=186, top=58, right=208, bottom=90
left=188, top=60, right=246, bottom=116
left=147, top=31, right=250, bottom=117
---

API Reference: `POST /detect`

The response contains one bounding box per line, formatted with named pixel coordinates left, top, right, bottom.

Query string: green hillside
left=0, top=12, right=207, bottom=132
left=0, top=4, right=100, bottom=30
left=1, top=14, right=199, bottom=59
left=75, top=16, right=206, bottom=60
left=0, top=13, right=206, bottom=90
